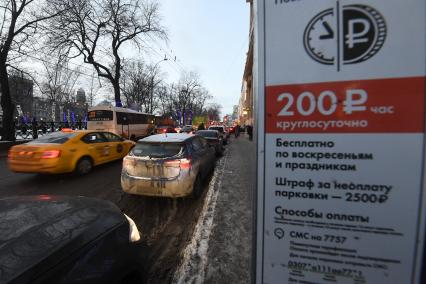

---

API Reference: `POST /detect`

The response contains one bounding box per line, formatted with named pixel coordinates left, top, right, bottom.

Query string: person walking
left=21, top=121, right=27, bottom=138
left=50, top=121, right=55, bottom=133
left=31, top=117, right=38, bottom=139
left=234, top=124, right=240, bottom=138
left=247, top=124, right=253, bottom=141
left=198, top=122, right=205, bottom=130
left=40, top=120, right=47, bottom=134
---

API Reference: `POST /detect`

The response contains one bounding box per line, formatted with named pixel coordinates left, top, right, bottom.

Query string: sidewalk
left=172, top=134, right=256, bottom=284
left=204, top=134, right=255, bottom=283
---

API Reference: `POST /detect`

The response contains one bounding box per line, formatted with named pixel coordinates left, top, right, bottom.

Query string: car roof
left=197, top=130, right=218, bottom=133
left=0, top=196, right=126, bottom=283
left=139, top=133, right=194, bottom=143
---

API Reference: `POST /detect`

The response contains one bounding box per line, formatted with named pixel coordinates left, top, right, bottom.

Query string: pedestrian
left=198, top=122, right=205, bottom=130
left=31, top=117, right=38, bottom=139
left=247, top=124, right=253, bottom=141
left=50, top=121, right=55, bottom=133
left=41, top=120, right=47, bottom=134
left=21, top=122, right=27, bottom=136
left=12, top=118, right=17, bottom=141
left=234, top=124, right=240, bottom=138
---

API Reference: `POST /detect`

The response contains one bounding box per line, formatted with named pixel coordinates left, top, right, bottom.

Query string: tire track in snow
left=172, top=152, right=229, bottom=284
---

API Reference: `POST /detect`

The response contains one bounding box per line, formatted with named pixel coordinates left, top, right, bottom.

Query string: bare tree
left=170, top=71, right=201, bottom=119
left=121, top=59, right=163, bottom=112
left=192, top=87, right=212, bottom=115
left=48, top=0, right=166, bottom=108
left=40, top=56, right=80, bottom=105
left=87, top=71, right=100, bottom=107
left=153, top=71, right=217, bottom=124
left=202, top=103, right=222, bottom=121
left=121, top=60, right=147, bottom=111
left=0, top=0, right=62, bottom=140
left=155, top=82, right=173, bottom=116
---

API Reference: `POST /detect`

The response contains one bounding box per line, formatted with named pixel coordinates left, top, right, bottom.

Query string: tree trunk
left=0, top=65, right=15, bottom=141
left=113, top=81, right=122, bottom=107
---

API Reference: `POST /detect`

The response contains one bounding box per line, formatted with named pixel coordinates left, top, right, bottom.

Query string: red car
left=227, top=126, right=236, bottom=134
left=156, top=126, right=177, bottom=134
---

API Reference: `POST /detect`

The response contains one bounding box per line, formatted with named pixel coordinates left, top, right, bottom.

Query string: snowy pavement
left=173, top=135, right=255, bottom=284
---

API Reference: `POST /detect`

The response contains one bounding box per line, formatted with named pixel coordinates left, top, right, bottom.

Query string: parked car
left=8, top=129, right=135, bottom=175
left=195, top=130, right=223, bottom=156
left=179, top=125, right=195, bottom=134
left=156, top=125, right=177, bottom=134
left=121, top=133, right=215, bottom=198
left=208, top=125, right=229, bottom=145
left=227, top=126, right=236, bottom=134
left=0, top=195, right=146, bottom=284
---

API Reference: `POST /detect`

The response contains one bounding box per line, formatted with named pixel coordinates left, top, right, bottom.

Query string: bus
left=87, top=106, right=155, bottom=140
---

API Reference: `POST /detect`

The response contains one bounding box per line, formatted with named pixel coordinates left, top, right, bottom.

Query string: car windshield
left=196, top=130, right=218, bottom=138
left=182, top=126, right=193, bottom=131
left=130, top=142, right=184, bottom=158
left=28, top=132, right=77, bottom=144
left=209, top=127, right=224, bottom=133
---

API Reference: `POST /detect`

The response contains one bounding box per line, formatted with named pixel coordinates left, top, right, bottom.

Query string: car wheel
left=192, top=175, right=203, bottom=199
left=75, top=157, right=93, bottom=175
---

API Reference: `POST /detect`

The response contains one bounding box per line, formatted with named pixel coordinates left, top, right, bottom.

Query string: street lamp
left=150, top=56, right=168, bottom=114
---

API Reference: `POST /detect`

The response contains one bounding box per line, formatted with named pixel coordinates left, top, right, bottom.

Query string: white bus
left=87, top=106, right=155, bottom=140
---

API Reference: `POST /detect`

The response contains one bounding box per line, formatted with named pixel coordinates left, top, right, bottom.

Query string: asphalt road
left=0, top=155, right=124, bottom=198
left=0, top=153, right=220, bottom=283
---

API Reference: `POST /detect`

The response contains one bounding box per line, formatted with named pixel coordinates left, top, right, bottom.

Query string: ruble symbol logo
left=304, top=4, right=386, bottom=71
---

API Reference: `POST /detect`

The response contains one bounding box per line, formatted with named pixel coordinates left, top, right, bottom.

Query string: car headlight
left=124, top=214, right=141, bottom=242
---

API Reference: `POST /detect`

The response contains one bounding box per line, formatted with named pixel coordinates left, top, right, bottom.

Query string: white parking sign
left=256, top=0, right=426, bottom=283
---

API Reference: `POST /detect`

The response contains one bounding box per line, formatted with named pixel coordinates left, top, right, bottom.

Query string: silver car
left=121, top=133, right=215, bottom=198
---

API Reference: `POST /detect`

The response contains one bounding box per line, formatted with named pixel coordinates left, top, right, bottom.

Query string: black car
left=208, top=125, right=229, bottom=145
left=0, top=196, right=146, bottom=284
left=195, top=130, right=223, bottom=156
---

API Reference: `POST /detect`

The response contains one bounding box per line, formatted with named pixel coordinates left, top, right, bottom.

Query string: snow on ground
left=173, top=151, right=229, bottom=284
left=173, top=136, right=255, bottom=284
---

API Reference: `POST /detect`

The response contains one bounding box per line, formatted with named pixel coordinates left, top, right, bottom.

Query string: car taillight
left=41, top=150, right=61, bottom=159
left=163, top=129, right=167, bottom=133
left=164, top=158, right=192, bottom=169
left=38, top=195, right=52, bottom=200
left=180, top=158, right=191, bottom=169
left=123, top=158, right=134, bottom=168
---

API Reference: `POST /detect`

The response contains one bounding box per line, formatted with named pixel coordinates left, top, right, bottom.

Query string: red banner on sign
left=265, top=77, right=425, bottom=133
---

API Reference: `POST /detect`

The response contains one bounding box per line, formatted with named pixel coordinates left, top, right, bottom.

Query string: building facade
left=239, top=0, right=254, bottom=126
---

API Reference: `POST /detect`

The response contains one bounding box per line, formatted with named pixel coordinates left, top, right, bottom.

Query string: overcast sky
left=150, top=0, right=250, bottom=117
left=27, top=1, right=250, bottom=118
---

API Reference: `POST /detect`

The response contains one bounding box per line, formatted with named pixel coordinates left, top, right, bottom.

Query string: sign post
left=256, top=1, right=426, bottom=283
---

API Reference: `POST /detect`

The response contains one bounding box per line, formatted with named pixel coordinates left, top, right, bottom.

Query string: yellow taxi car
left=8, top=129, right=135, bottom=174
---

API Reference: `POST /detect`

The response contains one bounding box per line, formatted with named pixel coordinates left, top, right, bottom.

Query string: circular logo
left=117, top=144, right=123, bottom=153
left=304, top=5, right=386, bottom=69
